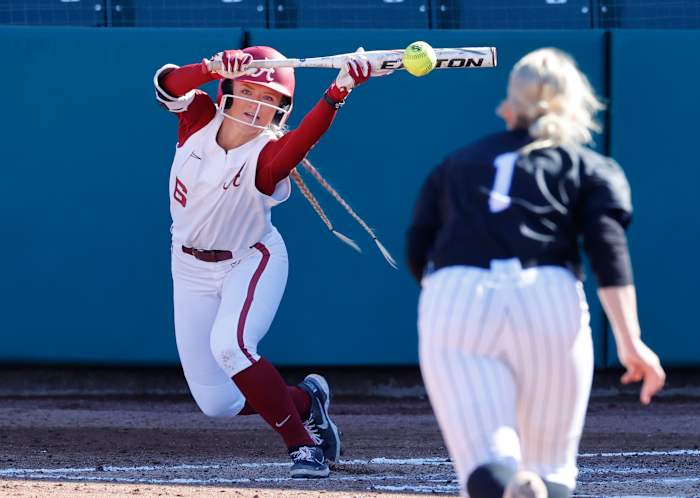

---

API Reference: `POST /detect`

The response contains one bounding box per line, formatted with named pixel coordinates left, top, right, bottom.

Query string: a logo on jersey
left=247, top=65, right=276, bottom=82
left=174, top=177, right=188, bottom=207
left=190, top=151, right=202, bottom=160
left=223, top=164, right=245, bottom=190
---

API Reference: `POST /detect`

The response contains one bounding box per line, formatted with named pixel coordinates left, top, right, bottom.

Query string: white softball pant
left=171, top=229, right=288, bottom=418
left=418, top=259, right=593, bottom=494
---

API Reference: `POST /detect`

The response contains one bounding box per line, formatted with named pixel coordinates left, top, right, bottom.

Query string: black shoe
left=298, top=373, right=342, bottom=465
left=289, top=445, right=329, bottom=478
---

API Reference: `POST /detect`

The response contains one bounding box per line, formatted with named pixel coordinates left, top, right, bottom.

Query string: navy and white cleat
left=289, top=445, right=329, bottom=478
left=299, top=373, right=342, bottom=465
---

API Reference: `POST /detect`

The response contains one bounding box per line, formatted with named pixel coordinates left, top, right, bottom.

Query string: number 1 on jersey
left=489, top=152, right=518, bottom=213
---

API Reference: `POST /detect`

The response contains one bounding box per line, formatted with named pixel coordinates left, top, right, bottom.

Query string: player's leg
left=510, top=268, right=594, bottom=495
left=239, top=383, right=312, bottom=420
left=172, top=251, right=246, bottom=417
left=209, top=232, right=327, bottom=477
left=418, top=267, right=521, bottom=497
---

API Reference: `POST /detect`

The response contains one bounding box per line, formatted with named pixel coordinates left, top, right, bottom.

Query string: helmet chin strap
left=218, top=94, right=289, bottom=130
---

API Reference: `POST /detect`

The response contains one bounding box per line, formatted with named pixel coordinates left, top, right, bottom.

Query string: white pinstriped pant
left=418, top=259, right=593, bottom=495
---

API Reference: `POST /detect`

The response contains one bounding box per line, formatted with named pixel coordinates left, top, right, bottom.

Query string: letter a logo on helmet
left=238, top=46, right=295, bottom=100
left=247, top=66, right=276, bottom=82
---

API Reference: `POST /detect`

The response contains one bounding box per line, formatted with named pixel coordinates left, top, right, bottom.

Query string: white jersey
left=168, top=112, right=291, bottom=253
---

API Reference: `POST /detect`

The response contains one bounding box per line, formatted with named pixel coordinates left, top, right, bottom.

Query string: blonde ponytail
left=504, top=48, right=605, bottom=152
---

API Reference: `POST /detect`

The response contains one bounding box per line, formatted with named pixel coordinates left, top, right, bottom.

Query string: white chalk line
left=373, top=484, right=457, bottom=493
left=0, top=458, right=450, bottom=476
left=578, top=449, right=700, bottom=458
left=1, top=448, right=697, bottom=477
left=578, top=462, right=700, bottom=475
left=575, top=496, right=688, bottom=498
left=377, top=488, right=692, bottom=498
left=0, top=462, right=289, bottom=476
left=344, top=457, right=450, bottom=465
left=0, top=463, right=678, bottom=478
left=0, top=472, right=451, bottom=486
left=0, top=450, right=697, bottom=490
left=4, top=472, right=697, bottom=488
left=585, top=477, right=700, bottom=485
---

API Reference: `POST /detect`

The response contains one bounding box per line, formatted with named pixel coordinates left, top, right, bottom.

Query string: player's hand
left=202, top=49, right=253, bottom=79
left=334, top=47, right=372, bottom=92
left=617, top=338, right=666, bottom=405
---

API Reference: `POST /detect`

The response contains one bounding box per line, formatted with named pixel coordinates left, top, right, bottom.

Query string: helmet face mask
left=218, top=92, right=291, bottom=130
left=216, top=46, right=295, bottom=130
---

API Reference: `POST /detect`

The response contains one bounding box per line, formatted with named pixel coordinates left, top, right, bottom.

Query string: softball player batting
left=154, top=46, right=382, bottom=478
left=407, top=48, right=666, bottom=498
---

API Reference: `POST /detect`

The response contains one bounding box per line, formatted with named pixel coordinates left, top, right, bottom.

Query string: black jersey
left=406, top=129, right=633, bottom=286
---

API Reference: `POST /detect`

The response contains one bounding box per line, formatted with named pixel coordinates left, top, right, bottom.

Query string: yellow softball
left=402, top=41, right=437, bottom=77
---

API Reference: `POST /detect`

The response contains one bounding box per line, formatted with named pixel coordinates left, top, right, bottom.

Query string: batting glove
left=325, top=48, right=370, bottom=104
left=201, top=49, right=253, bottom=79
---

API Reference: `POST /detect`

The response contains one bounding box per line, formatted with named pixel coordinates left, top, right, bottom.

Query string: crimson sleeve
left=160, top=63, right=219, bottom=97
left=158, top=63, right=218, bottom=146
left=256, top=97, right=338, bottom=195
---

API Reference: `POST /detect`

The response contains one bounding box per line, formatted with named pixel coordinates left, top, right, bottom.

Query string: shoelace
left=303, top=417, right=323, bottom=445
left=290, top=445, right=315, bottom=462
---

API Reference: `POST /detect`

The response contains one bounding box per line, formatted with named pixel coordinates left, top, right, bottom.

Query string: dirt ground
left=0, top=367, right=698, bottom=497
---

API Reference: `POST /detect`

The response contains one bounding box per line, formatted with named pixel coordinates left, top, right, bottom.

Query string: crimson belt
left=182, top=246, right=233, bottom=263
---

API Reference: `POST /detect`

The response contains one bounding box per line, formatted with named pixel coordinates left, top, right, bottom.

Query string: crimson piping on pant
left=236, top=242, right=270, bottom=364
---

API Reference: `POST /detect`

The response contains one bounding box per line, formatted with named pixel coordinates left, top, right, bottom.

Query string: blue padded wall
left=0, top=27, right=244, bottom=364
left=606, top=30, right=700, bottom=367
left=599, top=1, right=700, bottom=29
left=247, top=29, right=607, bottom=366
left=432, top=0, right=594, bottom=29
left=0, top=27, right=609, bottom=366
left=268, top=0, right=430, bottom=29
left=109, top=0, right=267, bottom=28
left=0, top=0, right=106, bottom=26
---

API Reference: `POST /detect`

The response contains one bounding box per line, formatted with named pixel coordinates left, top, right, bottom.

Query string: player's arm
left=255, top=50, right=373, bottom=196
left=580, top=158, right=665, bottom=404
left=154, top=50, right=250, bottom=145
left=598, top=286, right=665, bottom=405
left=406, top=165, right=443, bottom=283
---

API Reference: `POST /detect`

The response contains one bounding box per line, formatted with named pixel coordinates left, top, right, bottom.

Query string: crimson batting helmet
left=217, top=46, right=295, bottom=129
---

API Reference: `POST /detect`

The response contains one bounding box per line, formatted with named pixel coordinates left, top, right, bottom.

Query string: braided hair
left=270, top=127, right=396, bottom=268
